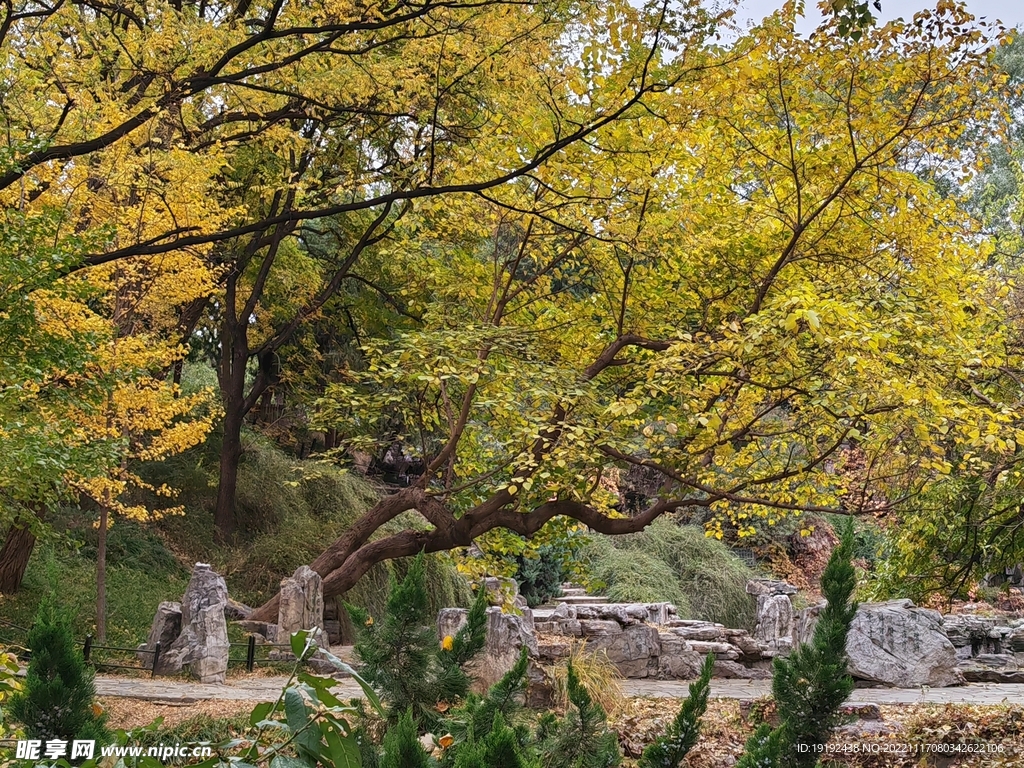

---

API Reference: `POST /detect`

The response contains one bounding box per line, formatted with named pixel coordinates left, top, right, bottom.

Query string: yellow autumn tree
left=65, top=255, right=219, bottom=640
left=250, top=3, right=1019, bottom=620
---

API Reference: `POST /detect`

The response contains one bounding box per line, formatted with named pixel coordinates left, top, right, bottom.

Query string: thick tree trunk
left=214, top=402, right=244, bottom=541
left=0, top=523, right=37, bottom=594
left=96, top=504, right=108, bottom=642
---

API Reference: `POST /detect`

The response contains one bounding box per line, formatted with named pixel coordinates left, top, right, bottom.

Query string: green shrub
left=379, top=709, right=435, bottom=768
left=735, top=519, right=858, bottom=768
left=543, top=663, right=621, bottom=768
left=588, top=541, right=691, bottom=611
left=514, top=545, right=565, bottom=608
left=639, top=653, right=714, bottom=768
left=349, top=554, right=488, bottom=728
left=586, top=518, right=757, bottom=629
left=9, top=597, right=108, bottom=743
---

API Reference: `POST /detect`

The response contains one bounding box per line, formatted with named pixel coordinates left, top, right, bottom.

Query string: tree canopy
left=2, top=0, right=1023, bottom=611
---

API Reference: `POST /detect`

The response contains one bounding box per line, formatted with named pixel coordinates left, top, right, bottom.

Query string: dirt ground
left=98, top=695, right=1024, bottom=767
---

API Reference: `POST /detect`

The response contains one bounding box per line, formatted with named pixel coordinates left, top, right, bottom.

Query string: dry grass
left=549, top=640, right=624, bottom=716
left=98, top=698, right=254, bottom=731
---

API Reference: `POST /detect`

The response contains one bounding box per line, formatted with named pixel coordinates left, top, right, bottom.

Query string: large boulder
left=585, top=623, right=660, bottom=678
left=846, top=600, right=961, bottom=688
left=278, top=565, right=324, bottom=635
left=159, top=564, right=230, bottom=683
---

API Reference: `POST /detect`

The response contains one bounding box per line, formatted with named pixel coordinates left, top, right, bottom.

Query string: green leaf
left=284, top=688, right=320, bottom=765
left=322, top=720, right=362, bottom=768
left=318, top=648, right=384, bottom=715
left=249, top=701, right=274, bottom=727
left=270, top=758, right=309, bottom=768
left=290, top=629, right=311, bottom=658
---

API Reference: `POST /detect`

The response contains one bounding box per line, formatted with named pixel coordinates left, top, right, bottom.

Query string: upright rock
left=747, top=580, right=795, bottom=655
left=160, top=564, right=230, bottom=683
left=137, top=602, right=182, bottom=665
left=846, top=600, right=961, bottom=688
left=438, top=606, right=537, bottom=690
left=278, top=565, right=325, bottom=635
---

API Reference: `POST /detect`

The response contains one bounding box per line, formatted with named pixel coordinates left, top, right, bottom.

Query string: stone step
left=552, top=595, right=609, bottom=605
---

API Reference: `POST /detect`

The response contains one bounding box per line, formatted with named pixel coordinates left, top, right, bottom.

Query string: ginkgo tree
left=67, top=258, right=219, bottom=640
left=3, top=0, right=730, bottom=541
left=0, top=210, right=117, bottom=593
left=250, top=4, right=1021, bottom=620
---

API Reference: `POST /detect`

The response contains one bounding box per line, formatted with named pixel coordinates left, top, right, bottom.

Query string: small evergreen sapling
left=544, top=663, right=621, bottom=768
left=9, top=597, right=108, bottom=743
left=736, top=519, right=858, bottom=768
left=348, top=553, right=488, bottom=727
left=379, top=708, right=436, bottom=768
left=639, top=652, right=715, bottom=768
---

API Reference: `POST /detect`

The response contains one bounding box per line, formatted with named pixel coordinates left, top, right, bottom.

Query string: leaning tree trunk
left=0, top=523, right=37, bottom=594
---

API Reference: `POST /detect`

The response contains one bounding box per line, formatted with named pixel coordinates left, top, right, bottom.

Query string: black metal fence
left=2, top=618, right=308, bottom=677
left=82, top=635, right=162, bottom=678
left=228, top=636, right=305, bottom=673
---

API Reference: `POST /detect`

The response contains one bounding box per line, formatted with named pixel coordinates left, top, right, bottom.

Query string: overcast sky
left=730, top=0, right=1023, bottom=33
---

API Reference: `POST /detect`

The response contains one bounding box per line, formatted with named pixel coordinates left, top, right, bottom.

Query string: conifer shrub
left=544, top=663, right=621, bottom=768
left=8, top=597, right=108, bottom=743
left=639, top=652, right=715, bottom=768
left=348, top=553, right=488, bottom=728
left=735, top=518, right=858, bottom=768
left=379, top=709, right=435, bottom=768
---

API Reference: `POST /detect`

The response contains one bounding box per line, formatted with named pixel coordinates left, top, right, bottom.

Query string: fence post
left=83, top=634, right=92, bottom=663
left=246, top=635, right=256, bottom=673
left=152, top=642, right=161, bottom=678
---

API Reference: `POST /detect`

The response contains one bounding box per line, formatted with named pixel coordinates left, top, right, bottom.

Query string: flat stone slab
left=92, top=676, right=1024, bottom=705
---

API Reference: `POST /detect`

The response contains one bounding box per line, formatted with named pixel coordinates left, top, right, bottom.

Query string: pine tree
left=452, top=713, right=536, bottom=768
left=9, top=597, right=108, bottom=743
left=735, top=724, right=786, bottom=768
left=639, top=652, right=715, bottom=768
left=544, top=663, right=621, bottom=768
left=735, top=519, right=858, bottom=768
left=379, top=709, right=436, bottom=768
left=467, top=646, right=529, bottom=739
left=349, top=553, right=488, bottom=727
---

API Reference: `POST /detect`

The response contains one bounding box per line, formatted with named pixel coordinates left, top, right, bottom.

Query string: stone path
left=94, top=675, right=1024, bottom=706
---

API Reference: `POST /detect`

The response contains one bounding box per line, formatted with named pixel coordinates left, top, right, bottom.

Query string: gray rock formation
left=713, top=659, right=771, bottom=680
left=657, top=631, right=704, bottom=679
left=846, top=600, right=961, bottom=688
left=752, top=594, right=794, bottom=655
left=159, top=564, right=230, bottom=683
left=439, top=606, right=537, bottom=690
left=277, top=565, right=324, bottom=635
left=585, top=623, right=660, bottom=678
left=792, top=603, right=824, bottom=647
left=137, top=601, right=182, bottom=665
left=957, top=653, right=1024, bottom=683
